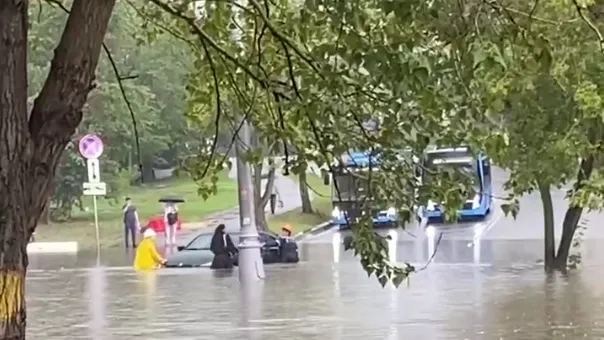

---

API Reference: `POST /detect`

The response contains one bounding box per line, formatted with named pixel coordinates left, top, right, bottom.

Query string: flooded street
left=26, top=235, right=604, bottom=339
left=26, top=166, right=604, bottom=339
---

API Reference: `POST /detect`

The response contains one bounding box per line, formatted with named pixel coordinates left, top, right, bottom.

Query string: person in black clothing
left=122, top=197, right=140, bottom=248
left=210, top=224, right=237, bottom=269
left=278, top=225, right=299, bottom=263
left=269, top=185, right=284, bottom=215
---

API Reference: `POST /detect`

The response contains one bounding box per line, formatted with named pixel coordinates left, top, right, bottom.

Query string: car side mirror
left=177, top=246, right=185, bottom=251
left=323, top=173, right=330, bottom=186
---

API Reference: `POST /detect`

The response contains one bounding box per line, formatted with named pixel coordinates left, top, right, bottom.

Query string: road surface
left=300, top=166, right=604, bottom=265
left=165, top=159, right=308, bottom=246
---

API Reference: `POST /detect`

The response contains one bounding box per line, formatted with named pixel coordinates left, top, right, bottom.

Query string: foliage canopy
left=121, top=0, right=604, bottom=283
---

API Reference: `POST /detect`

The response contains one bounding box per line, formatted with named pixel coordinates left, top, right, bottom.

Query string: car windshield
left=184, top=232, right=275, bottom=250
left=332, top=172, right=368, bottom=201
left=185, top=234, right=212, bottom=250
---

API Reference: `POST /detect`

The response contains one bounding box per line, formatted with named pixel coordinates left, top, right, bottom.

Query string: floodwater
left=26, top=166, right=604, bottom=339
left=26, top=225, right=604, bottom=340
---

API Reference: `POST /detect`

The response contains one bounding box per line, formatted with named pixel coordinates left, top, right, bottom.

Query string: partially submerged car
left=164, top=231, right=282, bottom=267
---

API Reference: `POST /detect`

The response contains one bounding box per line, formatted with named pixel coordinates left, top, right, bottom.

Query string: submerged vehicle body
left=164, top=231, right=282, bottom=267
left=418, top=146, right=493, bottom=223
left=325, top=151, right=416, bottom=230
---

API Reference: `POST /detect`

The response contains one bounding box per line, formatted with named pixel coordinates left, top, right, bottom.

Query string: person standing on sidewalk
left=269, top=183, right=284, bottom=215
left=163, top=203, right=179, bottom=246
left=123, top=197, right=140, bottom=248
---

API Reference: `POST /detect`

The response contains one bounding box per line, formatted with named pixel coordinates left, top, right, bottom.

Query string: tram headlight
left=331, top=207, right=342, bottom=218
left=426, top=200, right=436, bottom=211
left=472, top=194, right=481, bottom=209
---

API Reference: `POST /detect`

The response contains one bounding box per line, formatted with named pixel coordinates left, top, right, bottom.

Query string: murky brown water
left=24, top=165, right=604, bottom=339
left=26, top=228, right=604, bottom=340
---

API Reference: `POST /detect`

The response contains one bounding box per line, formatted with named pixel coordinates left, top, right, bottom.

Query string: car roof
left=192, top=230, right=276, bottom=238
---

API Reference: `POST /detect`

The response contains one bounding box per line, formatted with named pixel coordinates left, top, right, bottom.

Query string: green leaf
left=472, top=47, right=488, bottom=69
left=538, top=48, right=553, bottom=72
left=500, top=203, right=510, bottom=216
left=392, top=273, right=406, bottom=287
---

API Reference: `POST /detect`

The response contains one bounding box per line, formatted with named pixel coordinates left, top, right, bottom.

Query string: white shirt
left=164, top=204, right=178, bottom=220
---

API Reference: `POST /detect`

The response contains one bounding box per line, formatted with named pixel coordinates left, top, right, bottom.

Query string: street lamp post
left=234, top=118, right=266, bottom=283
left=231, top=0, right=265, bottom=284
left=193, top=0, right=265, bottom=284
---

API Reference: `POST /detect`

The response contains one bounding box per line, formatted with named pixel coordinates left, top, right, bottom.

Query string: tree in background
left=432, top=0, right=604, bottom=271
left=27, top=2, right=208, bottom=222
left=137, top=0, right=475, bottom=288
left=137, top=0, right=604, bottom=280
left=4, top=0, right=604, bottom=336
left=51, top=143, right=87, bottom=220
left=0, top=0, right=116, bottom=337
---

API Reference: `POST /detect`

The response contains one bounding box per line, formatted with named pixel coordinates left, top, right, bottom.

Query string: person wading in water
left=210, top=224, right=238, bottom=269
left=278, top=224, right=299, bottom=263
left=134, top=228, right=166, bottom=270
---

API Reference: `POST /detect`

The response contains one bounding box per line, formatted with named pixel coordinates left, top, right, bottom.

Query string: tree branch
left=572, top=0, right=604, bottom=53
left=196, top=37, right=223, bottom=182
left=101, top=43, right=144, bottom=182
left=27, top=0, right=116, bottom=225
left=30, top=0, right=115, bottom=137
left=248, top=0, right=323, bottom=77
left=46, top=0, right=145, bottom=183
left=148, top=0, right=267, bottom=86
left=124, top=0, right=198, bottom=49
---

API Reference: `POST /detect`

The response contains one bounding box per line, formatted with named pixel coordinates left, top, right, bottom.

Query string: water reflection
left=387, top=229, right=397, bottom=262
left=332, top=232, right=341, bottom=264
left=27, top=265, right=604, bottom=339
left=426, top=226, right=436, bottom=261
left=25, top=232, right=604, bottom=339
left=137, top=270, right=158, bottom=319
left=88, top=266, right=107, bottom=339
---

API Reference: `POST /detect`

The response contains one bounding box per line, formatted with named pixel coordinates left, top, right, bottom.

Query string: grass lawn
left=35, top=172, right=238, bottom=249
left=267, top=174, right=332, bottom=235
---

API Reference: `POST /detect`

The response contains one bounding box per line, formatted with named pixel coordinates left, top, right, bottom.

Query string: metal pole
left=235, top=119, right=265, bottom=284
left=93, top=195, right=101, bottom=264
left=192, top=0, right=266, bottom=283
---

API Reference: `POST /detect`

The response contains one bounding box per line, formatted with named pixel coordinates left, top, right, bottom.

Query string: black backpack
left=167, top=211, right=178, bottom=225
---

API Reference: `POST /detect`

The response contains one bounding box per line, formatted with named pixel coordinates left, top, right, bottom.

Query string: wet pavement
left=26, top=166, right=604, bottom=339
left=177, top=158, right=306, bottom=233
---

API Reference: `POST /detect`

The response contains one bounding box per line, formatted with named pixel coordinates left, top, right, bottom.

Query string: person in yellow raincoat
left=134, top=228, right=166, bottom=270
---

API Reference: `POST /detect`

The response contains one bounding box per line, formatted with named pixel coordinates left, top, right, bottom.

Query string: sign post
left=79, top=134, right=105, bottom=261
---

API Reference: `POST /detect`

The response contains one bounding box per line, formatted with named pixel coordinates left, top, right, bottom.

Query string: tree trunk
left=253, top=163, right=264, bottom=230
left=0, top=2, right=33, bottom=338
left=0, top=0, right=115, bottom=338
left=299, top=171, right=313, bottom=213
left=38, top=199, right=51, bottom=225
left=253, top=163, right=275, bottom=231
left=538, top=182, right=556, bottom=270
left=554, top=156, right=595, bottom=269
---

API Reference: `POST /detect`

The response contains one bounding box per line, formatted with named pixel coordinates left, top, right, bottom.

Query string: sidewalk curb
left=294, top=221, right=332, bottom=240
